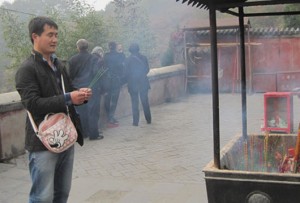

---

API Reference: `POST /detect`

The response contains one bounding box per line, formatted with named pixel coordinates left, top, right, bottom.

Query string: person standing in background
left=103, top=41, right=126, bottom=127
left=125, top=43, right=152, bottom=126
left=91, top=46, right=107, bottom=95
left=15, top=16, right=92, bottom=203
left=91, top=46, right=107, bottom=135
left=117, top=43, right=127, bottom=85
left=68, top=39, right=103, bottom=140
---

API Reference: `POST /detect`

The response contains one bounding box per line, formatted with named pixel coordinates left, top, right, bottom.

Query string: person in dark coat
left=125, top=43, right=152, bottom=126
left=15, top=16, right=92, bottom=203
left=91, top=46, right=107, bottom=133
left=103, top=41, right=126, bottom=126
left=91, top=46, right=107, bottom=95
left=68, top=39, right=104, bottom=140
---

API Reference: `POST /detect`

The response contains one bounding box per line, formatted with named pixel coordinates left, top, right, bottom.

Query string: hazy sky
left=0, top=0, right=113, bottom=10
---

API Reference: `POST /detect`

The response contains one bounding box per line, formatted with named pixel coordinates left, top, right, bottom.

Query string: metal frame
left=177, top=0, right=300, bottom=169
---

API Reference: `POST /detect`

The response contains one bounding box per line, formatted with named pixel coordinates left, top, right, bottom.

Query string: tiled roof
left=251, top=27, right=300, bottom=36
left=175, top=0, right=247, bottom=10
left=176, top=0, right=300, bottom=10
left=183, top=18, right=250, bottom=30
left=192, top=27, right=300, bottom=36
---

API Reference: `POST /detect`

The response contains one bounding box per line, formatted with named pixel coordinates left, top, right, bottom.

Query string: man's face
left=117, top=44, right=123, bottom=53
left=32, top=24, right=58, bottom=56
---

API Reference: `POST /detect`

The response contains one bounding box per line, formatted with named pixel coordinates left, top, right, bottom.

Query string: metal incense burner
left=203, top=134, right=300, bottom=203
left=176, top=0, right=300, bottom=202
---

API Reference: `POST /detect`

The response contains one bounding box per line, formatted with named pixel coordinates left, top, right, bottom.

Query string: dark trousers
left=76, top=92, right=101, bottom=139
left=130, top=90, right=151, bottom=125
left=104, top=78, right=121, bottom=121
left=87, top=92, right=101, bottom=138
left=75, top=104, right=89, bottom=138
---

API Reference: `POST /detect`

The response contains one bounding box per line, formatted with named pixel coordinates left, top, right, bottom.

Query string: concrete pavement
left=1, top=93, right=298, bottom=203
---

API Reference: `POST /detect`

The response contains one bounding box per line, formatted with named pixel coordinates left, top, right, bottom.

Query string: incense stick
left=88, top=68, right=108, bottom=88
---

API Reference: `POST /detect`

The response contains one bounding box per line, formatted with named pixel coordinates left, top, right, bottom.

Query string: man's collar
left=31, top=50, right=57, bottom=63
left=49, top=54, right=58, bottom=64
left=79, top=50, right=89, bottom=54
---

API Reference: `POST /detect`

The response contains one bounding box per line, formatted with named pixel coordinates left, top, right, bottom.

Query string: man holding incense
left=68, top=39, right=104, bottom=140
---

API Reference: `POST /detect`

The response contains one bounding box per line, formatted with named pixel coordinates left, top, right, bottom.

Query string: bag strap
left=27, top=74, right=69, bottom=136
left=132, top=55, right=145, bottom=67
left=27, top=110, right=40, bottom=138
left=60, top=74, right=70, bottom=115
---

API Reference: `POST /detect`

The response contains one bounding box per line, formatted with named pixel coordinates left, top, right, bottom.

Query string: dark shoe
left=89, top=135, right=104, bottom=140
left=133, top=123, right=138, bottom=126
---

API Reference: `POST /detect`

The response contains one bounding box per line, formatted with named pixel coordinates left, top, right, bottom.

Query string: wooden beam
left=186, top=42, right=262, bottom=47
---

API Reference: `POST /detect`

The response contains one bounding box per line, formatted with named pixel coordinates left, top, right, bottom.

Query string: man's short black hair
left=129, top=43, right=140, bottom=54
left=28, top=16, right=58, bottom=44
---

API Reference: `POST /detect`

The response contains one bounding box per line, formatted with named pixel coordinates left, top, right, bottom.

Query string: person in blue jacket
left=125, top=43, right=152, bottom=126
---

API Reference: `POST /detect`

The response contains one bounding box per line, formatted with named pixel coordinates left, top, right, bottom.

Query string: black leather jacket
left=68, top=50, right=99, bottom=89
left=15, top=50, right=84, bottom=152
left=103, top=50, right=125, bottom=78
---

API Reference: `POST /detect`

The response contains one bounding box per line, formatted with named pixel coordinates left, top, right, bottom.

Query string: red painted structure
left=252, top=37, right=300, bottom=92
left=262, top=92, right=293, bottom=133
left=183, top=20, right=300, bottom=93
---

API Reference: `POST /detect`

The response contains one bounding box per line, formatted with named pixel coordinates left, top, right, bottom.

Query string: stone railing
left=0, top=64, right=186, bottom=161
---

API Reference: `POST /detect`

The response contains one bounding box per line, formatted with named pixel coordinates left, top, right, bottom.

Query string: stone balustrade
left=0, top=64, right=186, bottom=161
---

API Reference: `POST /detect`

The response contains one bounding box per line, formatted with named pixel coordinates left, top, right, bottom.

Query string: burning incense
left=250, top=135, right=254, bottom=171
left=292, top=123, right=300, bottom=173
left=264, top=131, right=269, bottom=171
left=244, top=141, right=248, bottom=170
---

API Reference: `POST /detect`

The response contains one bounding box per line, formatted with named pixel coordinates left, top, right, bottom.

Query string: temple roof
left=176, top=0, right=300, bottom=10
left=176, top=0, right=300, bottom=17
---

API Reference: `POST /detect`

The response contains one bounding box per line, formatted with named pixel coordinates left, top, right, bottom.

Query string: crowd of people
left=68, top=39, right=152, bottom=141
left=15, top=16, right=152, bottom=202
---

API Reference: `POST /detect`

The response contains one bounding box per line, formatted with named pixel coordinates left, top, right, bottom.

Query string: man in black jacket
left=15, top=16, right=92, bottom=203
left=68, top=39, right=104, bottom=140
left=104, top=41, right=126, bottom=126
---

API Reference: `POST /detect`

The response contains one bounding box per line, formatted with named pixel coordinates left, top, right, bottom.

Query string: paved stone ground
left=1, top=93, right=300, bottom=203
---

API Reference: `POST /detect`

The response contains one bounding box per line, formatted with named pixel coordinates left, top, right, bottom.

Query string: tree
left=284, top=4, right=300, bottom=28
left=48, top=0, right=111, bottom=59
left=0, top=10, right=31, bottom=92
left=0, top=0, right=112, bottom=92
left=161, top=28, right=184, bottom=66
left=67, top=12, right=111, bottom=55
left=107, top=0, right=157, bottom=65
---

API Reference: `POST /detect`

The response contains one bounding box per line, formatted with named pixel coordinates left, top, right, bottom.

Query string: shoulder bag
left=27, top=75, right=78, bottom=153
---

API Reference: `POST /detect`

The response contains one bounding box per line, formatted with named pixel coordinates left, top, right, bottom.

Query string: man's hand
left=70, top=88, right=92, bottom=105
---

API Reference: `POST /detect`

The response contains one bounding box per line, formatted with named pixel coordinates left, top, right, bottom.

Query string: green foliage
left=47, top=0, right=110, bottom=59
left=111, top=0, right=157, bottom=64
left=0, top=0, right=156, bottom=92
left=0, top=10, right=31, bottom=92
left=69, top=12, right=110, bottom=55
left=0, top=0, right=114, bottom=92
left=284, top=4, right=300, bottom=28
left=0, top=11, right=31, bottom=68
left=160, top=46, right=174, bottom=67
left=161, top=28, right=185, bottom=67
left=238, top=5, right=285, bottom=28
